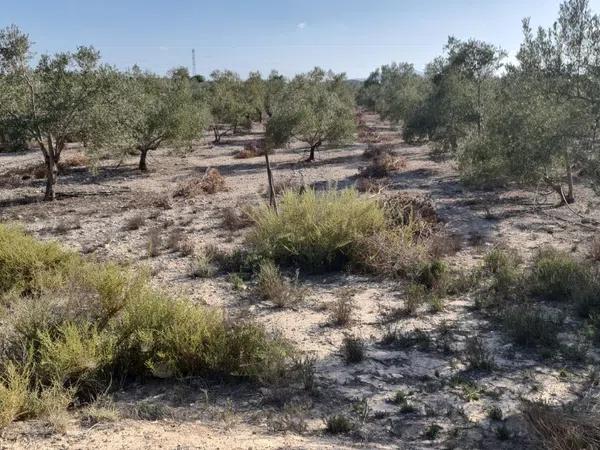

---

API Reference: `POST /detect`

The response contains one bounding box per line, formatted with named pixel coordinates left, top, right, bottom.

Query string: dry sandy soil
left=0, top=114, right=599, bottom=449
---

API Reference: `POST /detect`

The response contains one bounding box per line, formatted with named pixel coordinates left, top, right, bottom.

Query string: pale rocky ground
left=0, top=114, right=599, bottom=449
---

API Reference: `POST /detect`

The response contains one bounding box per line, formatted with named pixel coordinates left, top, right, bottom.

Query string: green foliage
left=120, top=70, right=210, bottom=170
left=358, top=62, right=429, bottom=125
left=0, top=224, right=293, bottom=428
left=0, top=26, right=120, bottom=200
left=248, top=188, right=386, bottom=271
left=208, top=70, right=251, bottom=142
left=502, top=305, right=562, bottom=349
left=266, top=68, right=356, bottom=160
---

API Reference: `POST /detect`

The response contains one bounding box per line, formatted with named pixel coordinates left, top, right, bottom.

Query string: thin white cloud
left=158, top=46, right=169, bottom=51
left=297, top=22, right=307, bottom=30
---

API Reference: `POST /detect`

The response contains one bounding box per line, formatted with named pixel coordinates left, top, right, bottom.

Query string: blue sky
left=4, top=0, right=600, bottom=78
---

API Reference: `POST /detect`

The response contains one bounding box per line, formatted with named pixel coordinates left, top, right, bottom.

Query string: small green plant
left=483, top=246, right=523, bottom=298
left=325, top=414, right=353, bottom=434
left=228, top=273, right=246, bottom=291
left=341, top=335, right=366, bottom=364
left=405, top=283, right=427, bottom=316
left=529, top=247, right=586, bottom=302
left=423, top=423, right=443, bottom=440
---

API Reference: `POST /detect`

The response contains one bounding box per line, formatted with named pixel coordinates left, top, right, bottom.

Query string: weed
left=341, top=335, right=366, bottom=364
left=464, top=336, right=495, bottom=371
left=256, top=261, right=304, bottom=308
left=329, top=289, right=355, bottom=326
left=190, top=250, right=216, bottom=278
left=502, top=305, right=562, bottom=349
left=146, top=227, right=162, bottom=257
left=325, top=414, right=353, bottom=434
left=125, top=214, right=146, bottom=231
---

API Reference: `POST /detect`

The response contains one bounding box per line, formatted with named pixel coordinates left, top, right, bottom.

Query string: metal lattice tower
left=192, top=48, right=196, bottom=76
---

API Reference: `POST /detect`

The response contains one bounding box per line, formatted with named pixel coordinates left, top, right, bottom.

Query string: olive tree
left=266, top=68, right=356, bottom=161
left=460, top=0, right=600, bottom=203
left=404, top=39, right=504, bottom=150
left=119, top=70, right=209, bottom=171
left=0, top=25, right=118, bottom=200
left=244, top=71, right=266, bottom=122
left=208, top=70, right=249, bottom=143
left=358, top=62, right=429, bottom=125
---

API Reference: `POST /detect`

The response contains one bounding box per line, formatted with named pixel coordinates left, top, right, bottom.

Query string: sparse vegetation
left=0, top=224, right=293, bottom=429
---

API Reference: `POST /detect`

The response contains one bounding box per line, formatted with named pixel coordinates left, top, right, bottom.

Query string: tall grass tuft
left=248, top=188, right=386, bottom=271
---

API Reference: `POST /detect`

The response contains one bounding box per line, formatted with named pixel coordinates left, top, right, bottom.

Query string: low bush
left=483, top=247, right=523, bottom=298
left=529, top=248, right=587, bottom=302
left=248, top=188, right=386, bottom=271
left=341, top=335, right=366, bottom=364
left=0, top=225, right=292, bottom=429
left=502, top=305, right=562, bottom=349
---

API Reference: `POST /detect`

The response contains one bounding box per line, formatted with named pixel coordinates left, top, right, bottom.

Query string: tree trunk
left=306, top=140, right=322, bottom=162
left=139, top=148, right=149, bottom=171
left=44, top=152, right=56, bottom=201
left=264, top=151, right=277, bottom=213
left=213, top=127, right=221, bottom=144
left=477, top=82, right=482, bottom=137
left=565, top=156, right=575, bottom=204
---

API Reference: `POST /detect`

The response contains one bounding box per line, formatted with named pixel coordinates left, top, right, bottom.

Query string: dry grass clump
left=222, top=205, right=255, bottom=231
left=355, top=177, right=383, bottom=193
left=174, top=168, right=228, bottom=198
left=359, top=153, right=407, bottom=178
left=329, top=289, right=356, bottom=326
left=0, top=224, right=293, bottom=429
left=59, top=152, right=89, bottom=168
left=523, top=398, right=600, bottom=450
left=234, top=140, right=268, bottom=159
left=382, top=193, right=438, bottom=232
left=362, top=143, right=395, bottom=160
left=429, top=232, right=462, bottom=258
left=125, top=214, right=146, bottom=231
left=256, top=261, right=305, bottom=308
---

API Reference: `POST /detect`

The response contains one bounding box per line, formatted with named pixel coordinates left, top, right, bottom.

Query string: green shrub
left=502, top=305, right=562, bottom=349
left=0, top=224, right=76, bottom=296
left=529, top=248, right=586, bottom=302
left=483, top=247, right=523, bottom=297
left=248, top=188, right=386, bottom=271
left=325, top=414, right=354, bottom=434
left=0, top=224, right=293, bottom=428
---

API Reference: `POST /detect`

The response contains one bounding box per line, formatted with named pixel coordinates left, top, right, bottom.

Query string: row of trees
left=359, top=0, right=600, bottom=203
left=0, top=25, right=356, bottom=200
